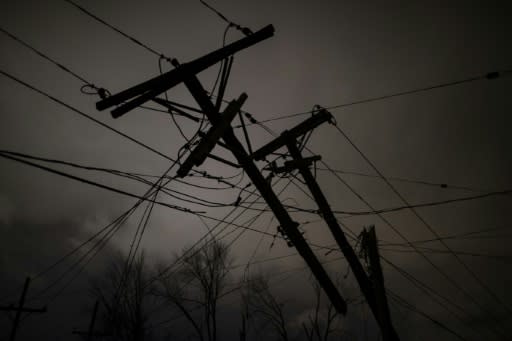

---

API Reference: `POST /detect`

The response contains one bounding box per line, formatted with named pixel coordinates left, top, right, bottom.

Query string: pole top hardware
left=251, top=109, right=333, bottom=161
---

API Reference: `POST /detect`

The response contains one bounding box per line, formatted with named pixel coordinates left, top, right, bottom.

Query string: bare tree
left=241, top=274, right=289, bottom=341
left=242, top=274, right=346, bottom=341
left=301, top=280, right=343, bottom=341
left=90, top=252, right=156, bottom=341
left=157, top=239, right=232, bottom=341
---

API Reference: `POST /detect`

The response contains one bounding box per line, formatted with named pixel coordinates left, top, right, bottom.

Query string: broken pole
left=361, top=226, right=398, bottom=341
left=285, top=137, right=399, bottom=340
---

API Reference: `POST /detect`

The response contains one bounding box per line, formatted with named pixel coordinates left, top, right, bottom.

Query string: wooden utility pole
left=239, top=313, right=247, bottom=341
left=179, top=71, right=347, bottom=315
left=0, top=277, right=47, bottom=341
left=285, top=135, right=399, bottom=340
left=361, top=226, right=397, bottom=341
left=251, top=112, right=399, bottom=339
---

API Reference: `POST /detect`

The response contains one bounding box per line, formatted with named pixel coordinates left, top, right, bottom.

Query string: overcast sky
left=1, top=1, right=511, bottom=340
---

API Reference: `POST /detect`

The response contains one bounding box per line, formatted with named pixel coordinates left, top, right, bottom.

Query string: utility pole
left=72, top=300, right=109, bottom=340
left=361, top=226, right=397, bottom=341
left=239, top=313, right=247, bottom=341
left=95, top=25, right=348, bottom=315
left=0, top=277, right=47, bottom=341
left=251, top=110, right=399, bottom=339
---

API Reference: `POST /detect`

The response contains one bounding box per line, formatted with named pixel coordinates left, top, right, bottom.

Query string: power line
left=30, top=207, right=135, bottom=284
left=248, top=69, right=512, bottom=126
left=231, top=220, right=498, bottom=338
left=0, top=26, right=92, bottom=86
left=156, top=177, right=298, bottom=304
left=29, top=160, right=181, bottom=304
left=315, top=167, right=487, bottom=192
left=0, top=69, right=179, bottom=163
left=147, top=146, right=311, bottom=287
left=232, top=111, right=509, bottom=334
left=142, top=187, right=285, bottom=314
left=29, top=207, right=134, bottom=303
left=0, top=149, right=246, bottom=195
left=5, top=148, right=508, bottom=216
left=332, top=123, right=512, bottom=317
left=27, top=179, right=167, bottom=303
left=0, top=150, right=253, bottom=207
left=0, top=29, right=240, bottom=186
left=149, top=175, right=341, bottom=289
left=242, top=110, right=510, bottom=337
left=0, top=151, right=195, bottom=214
left=114, top=162, right=179, bottom=313
left=309, top=155, right=508, bottom=338
left=148, top=186, right=264, bottom=284
left=198, top=0, right=253, bottom=36
left=0, top=70, right=244, bottom=193
left=248, top=115, right=503, bottom=336
left=335, top=190, right=512, bottom=215
left=150, top=254, right=347, bottom=330
left=1, top=14, right=269, bottom=199
left=62, top=0, right=166, bottom=58
left=242, top=214, right=275, bottom=277
left=11, top=133, right=500, bottom=338
left=284, top=189, right=512, bottom=216
left=10, top=3, right=509, bottom=334
left=381, top=246, right=512, bottom=265
left=34, top=175, right=303, bottom=311
left=0, top=148, right=296, bottom=289
left=383, top=257, right=493, bottom=339
left=26, top=190, right=177, bottom=304
left=387, top=290, right=469, bottom=341
left=381, top=225, right=512, bottom=247
left=217, top=176, right=297, bottom=257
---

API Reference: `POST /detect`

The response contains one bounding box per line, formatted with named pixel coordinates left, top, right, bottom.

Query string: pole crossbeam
left=177, top=93, right=247, bottom=177
left=0, top=277, right=47, bottom=341
left=251, top=109, right=332, bottom=161
left=96, top=25, right=274, bottom=118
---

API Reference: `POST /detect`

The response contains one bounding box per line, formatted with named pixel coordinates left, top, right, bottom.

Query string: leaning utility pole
left=252, top=110, right=399, bottom=340
left=361, top=226, right=397, bottom=341
left=95, top=25, right=347, bottom=315
left=0, top=277, right=47, bottom=341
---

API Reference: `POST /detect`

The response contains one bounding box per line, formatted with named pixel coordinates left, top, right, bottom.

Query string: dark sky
left=1, top=1, right=512, bottom=340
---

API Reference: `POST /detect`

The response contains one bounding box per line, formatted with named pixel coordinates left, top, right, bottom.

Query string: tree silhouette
left=90, top=252, right=156, bottom=341
left=241, top=274, right=289, bottom=341
left=301, top=280, right=344, bottom=341
left=242, top=274, right=346, bottom=341
left=156, top=240, right=232, bottom=341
